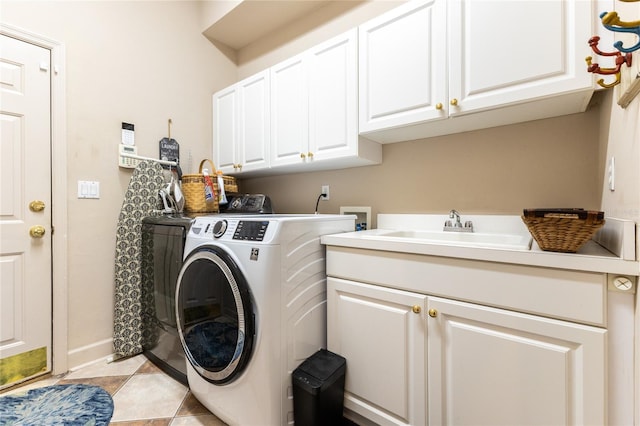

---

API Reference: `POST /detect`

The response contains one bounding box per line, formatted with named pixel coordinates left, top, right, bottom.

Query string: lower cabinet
left=327, top=278, right=427, bottom=426
left=327, top=277, right=606, bottom=426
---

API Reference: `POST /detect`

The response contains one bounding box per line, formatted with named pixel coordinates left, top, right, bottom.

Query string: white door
left=358, top=0, right=447, bottom=133
left=427, top=296, right=606, bottom=425
left=0, top=34, right=52, bottom=388
left=447, top=0, right=593, bottom=116
left=270, top=54, right=308, bottom=168
left=327, top=277, right=427, bottom=426
left=308, top=29, right=357, bottom=161
left=212, top=85, right=238, bottom=174
left=238, top=70, right=270, bottom=172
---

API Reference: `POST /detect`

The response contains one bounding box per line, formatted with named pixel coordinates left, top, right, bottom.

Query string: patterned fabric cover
left=113, top=161, right=164, bottom=357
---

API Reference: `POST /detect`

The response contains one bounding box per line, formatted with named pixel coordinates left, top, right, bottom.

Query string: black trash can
left=292, top=349, right=346, bottom=426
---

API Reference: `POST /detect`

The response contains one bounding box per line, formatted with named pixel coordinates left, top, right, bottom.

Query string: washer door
left=176, top=246, right=255, bottom=384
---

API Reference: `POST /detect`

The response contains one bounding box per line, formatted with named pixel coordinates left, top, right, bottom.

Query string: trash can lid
left=296, top=349, right=347, bottom=382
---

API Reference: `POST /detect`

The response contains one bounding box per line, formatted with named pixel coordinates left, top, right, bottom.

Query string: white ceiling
left=203, top=0, right=333, bottom=50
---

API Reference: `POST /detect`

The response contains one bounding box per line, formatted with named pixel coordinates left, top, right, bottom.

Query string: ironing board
left=113, top=160, right=164, bottom=357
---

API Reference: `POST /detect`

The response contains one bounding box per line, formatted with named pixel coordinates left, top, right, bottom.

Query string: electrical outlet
left=608, top=157, right=615, bottom=192
left=321, top=185, right=330, bottom=200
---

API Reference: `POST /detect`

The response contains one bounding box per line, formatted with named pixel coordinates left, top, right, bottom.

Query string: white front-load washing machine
left=175, top=214, right=354, bottom=425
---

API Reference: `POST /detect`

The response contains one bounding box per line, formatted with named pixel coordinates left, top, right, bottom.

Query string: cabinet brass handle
left=428, top=308, right=438, bottom=318
left=308, top=152, right=314, bottom=158
left=300, top=153, right=306, bottom=159
left=412, top=305, right=421, bottom=314
left=450, top=98, right=458, bottom=106
left=435, top=103, right=443, bottom=110
left=29, top=200, right=46, bottom=212
left=29, top=225, right=46, bottom=238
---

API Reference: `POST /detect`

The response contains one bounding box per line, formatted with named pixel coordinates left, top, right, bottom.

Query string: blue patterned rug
left=0, top=384, right=113, bottom=425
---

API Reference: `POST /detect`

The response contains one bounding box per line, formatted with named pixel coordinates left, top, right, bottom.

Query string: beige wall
left=2, top=0, right=236, bottom=367
left=232, top=0, right=607, bottom=227
left=595, top=3, right=640, bottom=419
left=596, top=0, right=640, bottom=224
left=236, top=1, right=401, bottom=76
left=3, top=0, right=639, bottom=376
left=240, top=106, right=604, bottom=227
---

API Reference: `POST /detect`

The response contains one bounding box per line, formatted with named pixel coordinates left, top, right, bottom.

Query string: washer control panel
left=233, top=221, right=269, bottom=241
left=190, top=218, right=273, bottom=242
left=212, top=220, right=228, bottom=238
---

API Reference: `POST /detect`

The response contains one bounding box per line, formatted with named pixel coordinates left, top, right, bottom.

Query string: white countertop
left=321, top=214, right=639, bottom=276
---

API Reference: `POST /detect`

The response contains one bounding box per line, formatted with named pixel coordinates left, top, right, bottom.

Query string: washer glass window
left=176, top=247, right=255, bottom=384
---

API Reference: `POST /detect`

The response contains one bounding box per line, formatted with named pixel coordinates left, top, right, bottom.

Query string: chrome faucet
left=444, top=209, right=474, bottom=232
left=449, top=209, right=462, bottom=227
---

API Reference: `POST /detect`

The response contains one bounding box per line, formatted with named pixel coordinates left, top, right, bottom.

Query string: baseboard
left=67, top=338, right=114, bottom=371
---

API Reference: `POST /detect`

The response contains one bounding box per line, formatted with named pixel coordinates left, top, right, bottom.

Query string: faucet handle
left=464, top=221, right=474, bottom=230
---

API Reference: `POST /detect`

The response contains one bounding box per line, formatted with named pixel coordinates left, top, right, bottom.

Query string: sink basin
left=367, top=230, right=532, bottom=250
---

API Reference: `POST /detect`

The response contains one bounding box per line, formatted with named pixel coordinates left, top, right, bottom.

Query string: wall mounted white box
left=340, top=206, right=371, bottom=231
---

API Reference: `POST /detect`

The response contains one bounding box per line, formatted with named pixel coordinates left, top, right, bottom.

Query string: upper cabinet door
left=359, top=0, right=447, bottom=133
left=448, top=0, right=593, bottom=116
left=212, top=85, right=238, bottom=174
left=238, top=71, right=270, bottom=172
left=270, top=54, right=309, bottom=168
left=308, top=29, right=358, bottom=161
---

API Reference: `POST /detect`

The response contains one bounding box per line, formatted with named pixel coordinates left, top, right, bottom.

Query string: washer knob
left=212, top=220, right=228, bottom=238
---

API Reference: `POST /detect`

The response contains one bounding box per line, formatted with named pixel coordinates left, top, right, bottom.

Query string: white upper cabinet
left=213, top=70, right=270, bottom=175
left=271, top=29, right=381, bottom=172
left=270, top=54, right=309, bottom=168
left=213, top=85, right=238, bottom=174
left=359, top=0, right=595, bottom=143
left=447, top=0, right=593, bottom=116
left=359, top=0, right=447, bottom=133
left=238, top=71, right=270, bottom=173
left=308, top=31, right=359, bottom=161
left=215, top=29, right=381, bottom=177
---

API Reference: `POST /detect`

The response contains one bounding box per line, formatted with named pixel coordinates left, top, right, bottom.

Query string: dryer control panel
left=233, top=221, right=269, bottom=241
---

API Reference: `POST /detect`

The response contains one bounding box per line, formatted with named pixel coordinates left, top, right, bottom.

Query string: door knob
left=412, top=305, right=421, bottom=314
left=428, top=308, right=438, bottom=318
left=29, top=225, right=46, bottom=238
left=435, top=103, right=443, bottom=110
left=450, top=98, right=459, bottom=106
left=29, top=200, right=46, bottom=212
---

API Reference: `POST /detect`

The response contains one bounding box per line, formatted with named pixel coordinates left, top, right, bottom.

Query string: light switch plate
left=78, top=180, right=100, bottom=199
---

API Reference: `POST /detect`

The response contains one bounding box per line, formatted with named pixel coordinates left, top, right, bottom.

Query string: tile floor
left=2, top=354, right=227, bottom=425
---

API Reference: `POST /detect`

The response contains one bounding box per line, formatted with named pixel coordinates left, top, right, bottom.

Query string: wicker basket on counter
left=521, top=208, right=605, bottom=253
left=182, top=159, right=240, bottom=213
left=220, top=174, right=238, bottom=193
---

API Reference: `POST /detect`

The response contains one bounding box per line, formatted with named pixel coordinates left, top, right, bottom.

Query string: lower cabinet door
left=327, top=277, right=427, bottom=426
left=427, top=296, right=606, bottom=426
